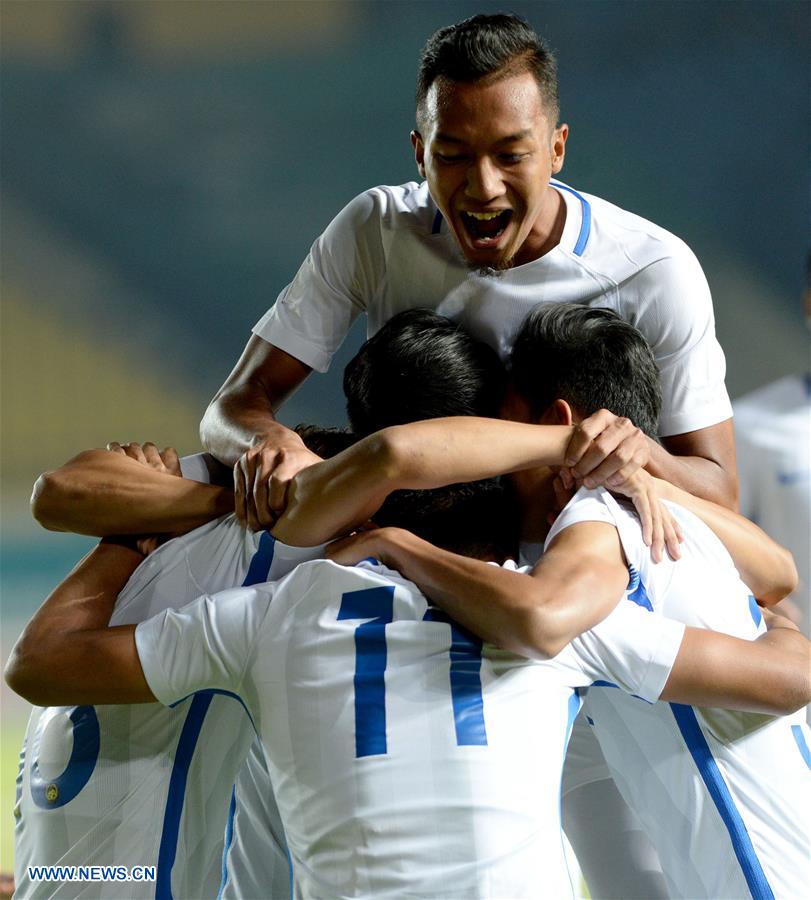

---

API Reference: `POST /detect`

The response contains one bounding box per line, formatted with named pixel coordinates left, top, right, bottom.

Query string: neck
left=514, top=185, right=566, bottom=267
left=517, top=472, right=558, bottom=543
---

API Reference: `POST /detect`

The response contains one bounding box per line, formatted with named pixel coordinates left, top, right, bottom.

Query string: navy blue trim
left=156, top=535, right=273, bottom=898
left=431, top=209, right=443, bottom=234
left=591, top=680, right=652, bottom=705
left=803, top=372, right=811, bottom=398
left=286, top=847, right=294, bottom=900
left=243, top=532, right=276, bottom=586
left=550, top=181, right=591, bottom=256
left=627, top=576, right=654, bottom=612
left=586, top=716, right=595, bottom=726
left=791, top=725, right=811, bottom=769
left=670, top=703, right=774, bottom=899
left=30, top=706, right=100, bottom=809
left=423, top=608, right=487, bottom=746
left=156, top=693, right=214, bottom=899
left=217, top=787, right=237, bottom=899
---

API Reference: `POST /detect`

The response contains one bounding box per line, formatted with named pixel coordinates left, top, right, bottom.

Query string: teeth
left=464, top=211, right=505, bottom=220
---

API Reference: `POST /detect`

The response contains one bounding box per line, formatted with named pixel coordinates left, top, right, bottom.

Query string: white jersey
left=14, top=515, right=321, bottom=899
left=550, top=487, right=811, bottom=899
left=253, top=179, right=731, bottom=437
left=734, top=374, right=811, bottom=642
left=136, top=558, right=684, bottom=899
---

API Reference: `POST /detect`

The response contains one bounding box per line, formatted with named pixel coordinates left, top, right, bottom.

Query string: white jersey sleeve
left=135, top=583, right=276, bottom=709
left=253, top=189, right=386, bottom=371
left=566, top=601, right=685, bottom=703
left=613, top=245, right=729, bottom=436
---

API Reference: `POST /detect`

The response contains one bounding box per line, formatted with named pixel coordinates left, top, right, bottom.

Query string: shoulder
left=544, top=486, right=616, bottom=550
left=336, top=181, right=436, bottom=231
left=564, top=183, right=707, bottom=293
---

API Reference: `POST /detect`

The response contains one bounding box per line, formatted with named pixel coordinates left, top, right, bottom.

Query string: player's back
left=253, top=559, right=582, bottom=899
left=559, top=489, right=811, bottom=899
left=14, top=516, right=317, bottom=899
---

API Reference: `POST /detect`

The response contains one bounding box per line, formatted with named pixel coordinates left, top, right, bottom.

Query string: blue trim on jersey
left=423, top=608, right=488, bottom=746
left=627, top=577, right=654, bottom=612
left=156, top=536, right=275, bottom=898
left=550, top=181, right=591, bottom=256
left=30, top=706, right=100, bottom=810
left=431, top=209, right=443, bottom=234
left=748, top=595, right=763, bottom=628
left=338, top=585, right=396, bottom=757
left=243, top=532, right=276, bottom=585
left=791, top=725, right=811, bottom=769
left=217, top=787, right=237, bottom=899
left=586, top=716, right=595, bottom=726
left=670, top=703, right=774, bottom=900
left=626, top=564, right=640, bottom=593
left=590, top=680, right=653, bottom=705
left=156, top=693, right=213, bottom=899
left=286, top=847, right=294, bottom=900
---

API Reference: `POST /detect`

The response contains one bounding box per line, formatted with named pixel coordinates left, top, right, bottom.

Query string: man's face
left=412, top=71, right=567, bottom=270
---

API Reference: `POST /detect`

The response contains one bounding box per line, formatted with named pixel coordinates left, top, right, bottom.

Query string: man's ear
left=550, top=123, right=568, bottom=175
left=541, top=398, right=575, bottom=425
left=411, top=130, right=426, bottom=178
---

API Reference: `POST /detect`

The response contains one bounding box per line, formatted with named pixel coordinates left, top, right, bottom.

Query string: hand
left=107, top=441, right=181, bottom=477
left=565, top=410, right=650, bottom=489
left=326, top=526, right=401, bottom=568
left=606, top=469, right=683, bottom=563
left=233, top=435, right=322, bottom=531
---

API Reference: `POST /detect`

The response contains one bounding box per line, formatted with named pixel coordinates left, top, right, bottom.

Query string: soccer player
left=200, top=12, right=738, bottom=530
left=11, top=314, right=506, bottom=899
left=324, top=305, right=811, bottom=899
left=28, top=310, right=805, bottom=899
left=7, top=454, right=808, bottom=898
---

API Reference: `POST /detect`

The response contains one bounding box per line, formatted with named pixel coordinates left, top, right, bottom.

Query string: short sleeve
left=253, top=190, right=386, bottom=372
left=135, top=584, right=274, bottom=706
left=545, top=487, right=614, bottom=551
left=571, top=601, right=685, bottom=702
left=621, top=250, right=732, bottom=436
left=571, top=599, right=685, bottom=703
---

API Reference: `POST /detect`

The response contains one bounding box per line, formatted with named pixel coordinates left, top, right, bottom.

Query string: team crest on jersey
left=45, top=784, right=59, bottom=803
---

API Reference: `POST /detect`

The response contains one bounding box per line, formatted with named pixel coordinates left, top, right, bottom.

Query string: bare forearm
left=200, top=388, right=300, bottom=467
left=200, top=338, right=313, bottom=466
left=328, top=523, right=627, bottom=659
left=652, top=422, right=738, bottom=509
left=661, top=621, right=811, bottom=715
left=5, top=543, right=144, bottom=702
left=361, top=529, right=559, bottom=658
left=276, top=419, right=574, bottom=546
left=32, top=450, right=232, bottom=536
left=656, top=479, right=798, bottom=604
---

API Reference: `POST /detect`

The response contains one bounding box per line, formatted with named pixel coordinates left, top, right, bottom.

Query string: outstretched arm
left=654, top=477, right=797, bottom=605
left=5, top=540, right=154, bottom=706
left=271, top=418, right=573, bottom=546
left=31, top=448, right=232, bottom=536
left=327, top=520, right=629, bottom=658
left=661, top=609, right=811, bottom=715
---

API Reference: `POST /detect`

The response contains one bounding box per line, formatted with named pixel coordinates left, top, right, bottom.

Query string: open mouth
left=460, top=209, right=513, bottom=244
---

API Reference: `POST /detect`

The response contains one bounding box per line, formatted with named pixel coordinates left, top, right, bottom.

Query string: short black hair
left=344, top=309, right=506, bottom=436
left=510, top=304, right=662, bottom=437
left=416, top=13, right=559, bottom=129
left=375, top=479, right=519, bottom=563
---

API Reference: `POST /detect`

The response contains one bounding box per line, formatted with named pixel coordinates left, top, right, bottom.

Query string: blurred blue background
left=1, top=0, right=809, bottom=867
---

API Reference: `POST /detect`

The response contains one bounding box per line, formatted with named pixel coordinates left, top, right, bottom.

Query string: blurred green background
left=1, top=0, right=809, bottom=873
